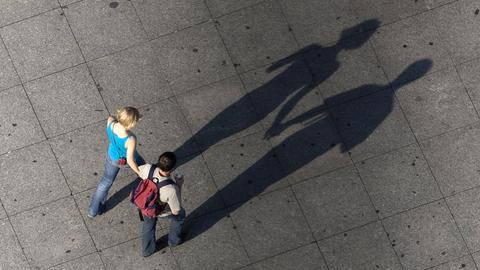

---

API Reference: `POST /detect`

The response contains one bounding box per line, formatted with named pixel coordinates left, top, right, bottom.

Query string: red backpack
left=130, top=165, right=175, bottom=218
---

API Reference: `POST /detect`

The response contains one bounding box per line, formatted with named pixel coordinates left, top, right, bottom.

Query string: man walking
left=138, top=152, right=185, bottom=257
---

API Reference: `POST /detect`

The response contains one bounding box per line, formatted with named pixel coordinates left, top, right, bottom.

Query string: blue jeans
left=88, top=154, right=144, bottom=217
left=142, top=208, right=186, bottom=256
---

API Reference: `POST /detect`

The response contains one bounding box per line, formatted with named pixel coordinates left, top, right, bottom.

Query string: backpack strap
left=147, top=165, right=157, bottom=180
left=156, top=178, right=176, bottom=189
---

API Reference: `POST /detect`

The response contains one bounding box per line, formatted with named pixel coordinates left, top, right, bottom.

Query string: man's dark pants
left=142, top=208, right=186, bottom=257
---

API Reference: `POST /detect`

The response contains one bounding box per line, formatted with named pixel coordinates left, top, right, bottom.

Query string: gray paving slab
left=206, top=0, right=264, bottom=18
left=131, top=0, right=210, bottom=38
left=428, top=255, right=476, bottom=270
left=228, top=188, right=313, bottom=262
left=174, top=210, right=250, bottom=270
left=100, top=237, right=179, bottom=270
left=151, top=22, right=236, bottom=94
left=49, top=253, right=105, bottom=270
left=74, top=175, right=144, bottom=250
left=175, top=75, right=262, bottom=150
left=351, top=0, right=454, bottom=26
left=0, top=0, right=59, bottom=27
left=202, top=131, right=290, bottom=206
left=0, top=219, right=30, bottom=270
left=174, top=155, right=225, bottom=218
left=330, top=89, right=416, bottom=162
left=278, top=0, right=362, bottom=47
left=395, top=67, right=478, bottom=139
left=0, top=85, right=45, bottom=155
left=24, top=64, right=107, bottom=137
left=303, top=33, right=388, bottom=104
left=134, top=98, right=198, bottom=161
left=420, top=122, right=480, bottom=196
left=268, top=114, right=351, bottom=183
left=49, top=122, right=108, bottom=194
left=11, top=197, right=96, bottom=269
left=216, top=0, right=297, bottom=73
left=0, top=9, right=83, bottom=82
left=446, top=187, right=480, bottom=252
left=0, top=204, right=6, bottom=220
left=0, top=41, right=20, bottom=91
left=243, top=243, right=328, bottom=270
left=318, top=221, right=402, bottom=270
left=371, top=11, right=453, bottom=83
left=457, top=57, right=480, bottom=112
left=239, top=60, right=324, bottom=130
left=293, top=166, right=377, bottom=240
left=357, top=144, right=443, bottom=218
left=64, top=0, right=147, bottom=61
left=88, top=42, right=172, bottom=112
left=382, top=201, right=468, bottom=270
left=0, top=142, right=70, bottom=215
left=431, top=0, right=480, bottom=65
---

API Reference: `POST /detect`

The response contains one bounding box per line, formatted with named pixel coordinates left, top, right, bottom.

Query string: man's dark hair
left=157, top=152, right=176, bottom=172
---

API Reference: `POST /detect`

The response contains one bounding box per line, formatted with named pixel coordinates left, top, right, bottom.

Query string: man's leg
left=168, top=208, right=186, bottom=246
left=142, top=216, right=157, bottom=257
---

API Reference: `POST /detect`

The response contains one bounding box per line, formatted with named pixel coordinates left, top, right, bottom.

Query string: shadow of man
left=183, top=57, right=432, bottom=241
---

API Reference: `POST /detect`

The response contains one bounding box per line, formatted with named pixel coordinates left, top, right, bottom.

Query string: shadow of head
left=339, top=19, right=381, bottom=50
left=392, top=59, right=433, bottom=87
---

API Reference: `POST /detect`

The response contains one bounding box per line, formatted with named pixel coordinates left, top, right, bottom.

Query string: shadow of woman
left=183, top=59, right=432, bottom=241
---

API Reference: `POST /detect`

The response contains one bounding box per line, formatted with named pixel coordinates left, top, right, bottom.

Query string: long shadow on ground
left=177, top=20, right=432, bottom=241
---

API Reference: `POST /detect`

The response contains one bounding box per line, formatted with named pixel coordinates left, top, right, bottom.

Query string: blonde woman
left=88, top=107, right=144, bottom=218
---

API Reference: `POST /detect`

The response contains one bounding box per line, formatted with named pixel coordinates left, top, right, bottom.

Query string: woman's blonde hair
left=115, top=107, right=140, bottom=130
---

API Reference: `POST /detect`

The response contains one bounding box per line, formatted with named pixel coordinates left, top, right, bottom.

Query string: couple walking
left=87, top=107, right=185, bottom=257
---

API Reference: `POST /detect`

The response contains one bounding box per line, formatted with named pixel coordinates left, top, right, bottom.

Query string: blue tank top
left=107, top=122, right=139, bottom=161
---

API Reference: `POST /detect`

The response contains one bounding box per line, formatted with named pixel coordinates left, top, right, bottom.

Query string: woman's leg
left=88, top=155, right=120, bottom=217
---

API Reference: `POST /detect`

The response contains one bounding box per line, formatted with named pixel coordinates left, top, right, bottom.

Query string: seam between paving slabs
left=423, top=254, right=477, bottom=270
left=0, top=5, right=61, bottom=29
left=125, top=0, right=149, bottom=38
left=45, top=250, right=103, bottom=270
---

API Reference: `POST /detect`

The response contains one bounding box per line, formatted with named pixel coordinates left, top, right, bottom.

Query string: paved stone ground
left=2, top=0, right=480, bottom=269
